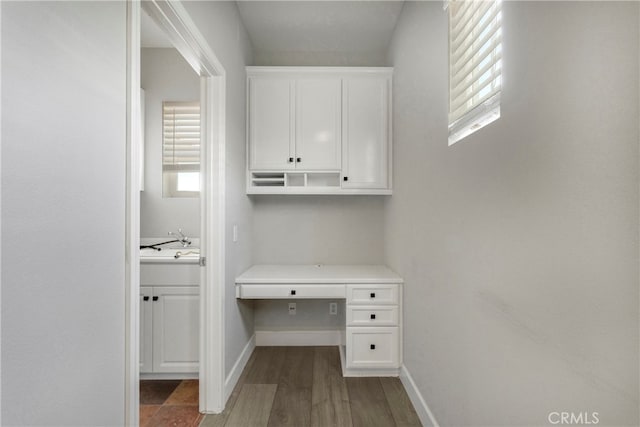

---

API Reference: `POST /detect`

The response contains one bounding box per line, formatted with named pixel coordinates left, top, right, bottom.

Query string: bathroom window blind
left=448, top=0, right=502, bottom=145
left=163, top=101, right=200, bottom=172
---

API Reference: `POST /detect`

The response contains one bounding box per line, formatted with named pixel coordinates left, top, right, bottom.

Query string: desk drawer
left=237, top=284, right=346, bottom=299
left=347, top=284, right=398, bottom=305
left=347, top=305, right=398, bottom=326
left=346, top=327, right=399, bottom=368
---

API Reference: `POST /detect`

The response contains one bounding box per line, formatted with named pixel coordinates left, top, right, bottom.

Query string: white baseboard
left=224, top=334, right=256, bottom=403
left=400, top=365, right=440, bottom=427
left=255, top=329, right=342, bottom=346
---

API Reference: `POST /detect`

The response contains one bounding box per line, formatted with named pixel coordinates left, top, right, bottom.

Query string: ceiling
left=237, top=1, right=405, bottom=55
left=142, top=1, right=405, bottom=55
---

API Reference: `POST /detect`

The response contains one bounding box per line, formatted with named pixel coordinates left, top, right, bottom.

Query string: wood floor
left=200, top=346, right=421, bottom=427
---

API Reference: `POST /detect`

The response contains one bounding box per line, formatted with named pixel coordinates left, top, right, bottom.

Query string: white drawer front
left=237, top=284, right=345, bottom=299
left=346, top=305, right=398, bottom=326
left=346, top=327, right=399, bottom=368
left=347, top=284, right=398, bottom=305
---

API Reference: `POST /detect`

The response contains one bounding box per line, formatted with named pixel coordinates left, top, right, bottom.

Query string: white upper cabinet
left=247, top=67, right=392, bottom=195
left=342, top=77, right=390, bottom=189
left=295, top=78, right=341, bottom=170
left=249, top=77, right=294, bottom=170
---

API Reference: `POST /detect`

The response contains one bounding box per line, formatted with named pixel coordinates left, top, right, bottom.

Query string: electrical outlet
left=329, top=302, right=337, bottom=315
left=288, top=302, right=296, bottom=315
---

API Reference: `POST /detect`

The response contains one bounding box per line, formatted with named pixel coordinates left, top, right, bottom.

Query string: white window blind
left=448, top=0, right=502, bottom=145
left=163, top=101, right=200, bottom=172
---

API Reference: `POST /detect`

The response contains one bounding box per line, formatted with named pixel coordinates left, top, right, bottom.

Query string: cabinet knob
left=343, top=176, right=348, bottom=181
left=290, top=290, right=296, bottom=296
left=370, top=344, right=376, bottom=350
left=288, top=157, right=294, bottom=163
left=296, top=157, right=301, bottom=163
left=370, top=292, right=376, bottom=298
left=152, top=296, right=159, bottom=301
left=370, top=313, right=376, bottom=320
left=143, top=296, right=149, bottom=301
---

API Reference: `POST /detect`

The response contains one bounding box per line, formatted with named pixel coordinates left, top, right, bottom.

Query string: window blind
left=448, top=0, right=502, bottom=145
left=163, top=101, right=200, bottom=172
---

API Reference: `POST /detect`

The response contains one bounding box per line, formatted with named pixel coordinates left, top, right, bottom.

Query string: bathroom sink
left=140, top=247, right=200, bottom=264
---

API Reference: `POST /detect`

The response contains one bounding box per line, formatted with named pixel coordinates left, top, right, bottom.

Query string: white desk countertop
left=235, top=264, right=403, bottom=284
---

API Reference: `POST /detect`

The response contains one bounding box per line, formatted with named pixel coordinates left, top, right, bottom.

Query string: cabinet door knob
left=143, top=296, right=149, bottom=301
left=370, top=292, right=376, bottom=298
left=290, top=290, right=296, bottom=296
left=152, top=296, right=159, bottom=301
left=370, top=344, right=376, bottom=350
left=288, top=157, right=294, bottom=163
left=370, top=313, right=376, bottom=320
left=343, top=176, right=348, bottom=181
left=296, top=157, right=301, bottom=163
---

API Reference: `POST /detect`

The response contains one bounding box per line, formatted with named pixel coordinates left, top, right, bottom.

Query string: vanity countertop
left=235, top=264, right=403, bottom=284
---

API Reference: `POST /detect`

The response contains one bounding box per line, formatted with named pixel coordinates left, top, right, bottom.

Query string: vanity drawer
left=236, top=284, right=346, bottom=299
left=346, top=327, right=399, bottom=368
left=346, top=305, right=398, bottom=326
left=347, top=284, right=398, bottom=305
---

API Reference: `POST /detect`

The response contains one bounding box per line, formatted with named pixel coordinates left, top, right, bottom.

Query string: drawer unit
left=237, top=283, right=346, bottom=299
left=346, top=305, right=398, bottom=326
left=347, top=284, right=398, bottom=305
left=346, top=327, right=399, bottom=368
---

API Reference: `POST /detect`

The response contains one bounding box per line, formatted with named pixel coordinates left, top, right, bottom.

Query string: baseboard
left=400, top=365, right=440, bottom=427
left=255, top=329, right=342, bottom=346
left=224, top=334, right=256, bottom=403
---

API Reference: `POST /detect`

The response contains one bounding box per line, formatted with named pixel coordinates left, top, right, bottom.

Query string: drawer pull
left=288, top=157, right=294, bottom=163
left=143, top=296, right=149, bottom=301
left=152, top=296, right=159, bottom=301
left=370, top=292, right=376, bottom=298
left=290, top=290, right=296, bottom=296
left=370, top=313, right=376, bottom=320
left=370, top=344, right=376, bottom=350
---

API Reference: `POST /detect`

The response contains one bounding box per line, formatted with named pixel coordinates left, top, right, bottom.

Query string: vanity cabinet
left=140, top=263, right=199, bottom=376
left=246, top=67, right=392, bottom=195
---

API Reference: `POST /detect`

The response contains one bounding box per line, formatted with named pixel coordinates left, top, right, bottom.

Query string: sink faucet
left=168, top=229, right=191, bottom=248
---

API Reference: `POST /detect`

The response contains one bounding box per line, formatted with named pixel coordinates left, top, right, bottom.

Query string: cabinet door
left=342, top=77, right=389, bottom=189
left=249, top=77, right=294, bottom=170
left=295, top=78, right=341, bottom=170
left=152, top=286, right=199, bottom=373
left=140, top=286, right=153, bottom=373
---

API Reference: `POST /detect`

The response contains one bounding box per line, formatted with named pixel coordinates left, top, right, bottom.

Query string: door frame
left=125, top=1, right=226, bottom=424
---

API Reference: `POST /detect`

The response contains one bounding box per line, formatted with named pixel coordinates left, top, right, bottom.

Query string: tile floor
left=140, top=379, right=203, bottom=427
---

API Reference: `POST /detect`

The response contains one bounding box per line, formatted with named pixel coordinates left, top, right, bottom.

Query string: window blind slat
left=451, top=1, right=494, bottom=48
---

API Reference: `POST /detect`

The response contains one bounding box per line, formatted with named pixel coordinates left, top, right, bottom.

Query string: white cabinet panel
left=152, top=286, right=199, bottom=373
left=249, top=77, right=294, bottom=170
left=238, top=283, right=346, bottom=299
left=295, top=78, right=341, bottom=170
left=342, top=77, right=389, bottom=189
left=346, top=327, right=399, bottom=369
left=140, top=286, right=153, bottom=373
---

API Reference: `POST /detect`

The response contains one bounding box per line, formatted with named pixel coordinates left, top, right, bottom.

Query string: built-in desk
left=235, top=264, right=403, bottom=377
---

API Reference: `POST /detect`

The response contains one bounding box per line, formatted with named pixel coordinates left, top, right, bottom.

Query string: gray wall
left=253, top=50, right=387, bottom=67
left=140, top=48, right=200, bottom=238
left=182, top=1, right=255, bottom=378
left=1, top=1, right=126, bottom=425
left=386, top=2, right=639, bottom=426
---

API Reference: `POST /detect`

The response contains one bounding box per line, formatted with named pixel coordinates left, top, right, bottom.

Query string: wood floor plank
left=224, top=384, right=278, bottom=427
left=244, top=347, right=286, bottom=384
left=267, top=347, right=314, bottom=427
left=311, top=347, right=353, bottom=427
left=199, top=348, right=258, bottom=427
left=380, top=377, right=422, bottom=427
left=346, top=377, right=396, bottom=427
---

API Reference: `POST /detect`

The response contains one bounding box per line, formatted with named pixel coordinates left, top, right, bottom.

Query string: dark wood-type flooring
left=200, top=346, right=422, bottom=427
left=140, top=379, right=204, bottom=427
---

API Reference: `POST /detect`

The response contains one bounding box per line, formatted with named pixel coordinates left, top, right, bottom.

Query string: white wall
left=181, top=1, right=255, bottom=378
left=253, top=50, right=387, bottom=67
left=1, top=2, right=126, bottom=425
left=386, top=2, right=639, bottom=426
left=140, top=47, right=200, bottom=238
